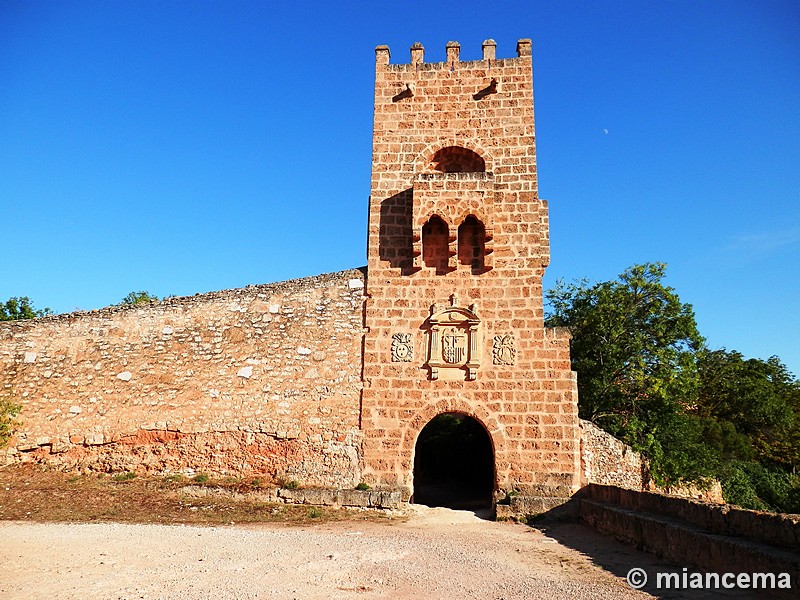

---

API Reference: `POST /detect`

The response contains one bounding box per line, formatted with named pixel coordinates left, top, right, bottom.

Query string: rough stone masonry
left=1, top=40, right=646, bottom=506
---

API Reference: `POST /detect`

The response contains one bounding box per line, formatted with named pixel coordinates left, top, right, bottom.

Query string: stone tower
left=361, top=39, right=581, bottom=504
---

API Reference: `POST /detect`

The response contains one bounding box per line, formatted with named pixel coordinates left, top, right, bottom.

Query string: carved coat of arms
left=441, top=327, right=466, bottom=364
left=493, top=334, right=516, bottom=365
left=391, top=333, right=413, bottom=362
left=424, top=295, right=481, bottom=380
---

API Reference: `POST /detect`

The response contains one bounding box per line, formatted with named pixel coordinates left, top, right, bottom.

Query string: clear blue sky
left=1, top=1, right=798, bottom=376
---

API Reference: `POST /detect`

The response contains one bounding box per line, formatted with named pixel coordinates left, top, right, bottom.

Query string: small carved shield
left=442, top=328, right=466, bottom=364
left=493, top=334, right=516, bottom=365
left=391, top=332, right=413, bottom=362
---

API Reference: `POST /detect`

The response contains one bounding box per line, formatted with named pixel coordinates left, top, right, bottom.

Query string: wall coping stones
left=0, top=267, right=367, bottom=331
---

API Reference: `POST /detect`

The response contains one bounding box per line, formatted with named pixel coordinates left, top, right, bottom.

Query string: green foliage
left=697, top=349, right=799, bottom=470
left=355, top=482, right=371, bottom=491
left=720, top=461, right=800, bottom=513
left=120, top=291, right=159, bottom=305
left=113, top=471, right=137, bottom=482
left=545, top=261, right=800, bottom=512
left=695, top=351, right=800, bottom=512
left=192, top=472, right=210, bottom=484
left=546, top=263, right=708, bottom=485
left=306, top=506, right=322, bottom=518
left=0, top=395, right=22, bottom=448
left=0, top=297, right=52, bottom=321
left=498, top=489, right=519, bottom=505
left=282, top=479, right=300, bottom=490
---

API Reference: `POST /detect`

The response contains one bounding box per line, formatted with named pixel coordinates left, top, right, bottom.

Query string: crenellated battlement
left=375, top=38, right=531, bottom=67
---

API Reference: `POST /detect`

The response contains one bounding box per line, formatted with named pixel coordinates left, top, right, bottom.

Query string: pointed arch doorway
left=412, top=412, right=495, bottom=511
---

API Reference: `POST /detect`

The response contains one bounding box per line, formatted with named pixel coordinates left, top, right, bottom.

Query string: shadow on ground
left=412, top=481, right=494, bottom=520
left=532, top=500, right=771, bottom=599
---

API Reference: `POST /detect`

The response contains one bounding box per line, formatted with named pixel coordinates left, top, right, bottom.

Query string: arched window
left=430, top=147, right=485, bottom=173
left=422, top=215, right=450, bottom=274
left=458, top=216, right=486, bottom=274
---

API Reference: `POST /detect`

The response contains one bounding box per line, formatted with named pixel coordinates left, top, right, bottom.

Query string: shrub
left=0, top=396, right=21, bottom=448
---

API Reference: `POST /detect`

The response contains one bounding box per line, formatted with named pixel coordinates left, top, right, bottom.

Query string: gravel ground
left=0, top=505, right=725, bottom=599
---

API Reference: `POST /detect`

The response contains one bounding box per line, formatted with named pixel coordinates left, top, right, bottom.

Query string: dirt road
left=0, top=505, right=705, bottom=599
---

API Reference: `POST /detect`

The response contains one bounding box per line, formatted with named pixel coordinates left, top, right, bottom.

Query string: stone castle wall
left=580, top=419, right=725, bottom=503
left=579, top=419, right=645, bottom=490
left=1, top=269, right=366, bottom=486
left=3, top=40, right=582, bottom=504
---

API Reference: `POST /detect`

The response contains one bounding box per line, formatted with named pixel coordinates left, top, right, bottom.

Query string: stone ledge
left=495, top=495, right=572, bottom=520
left=177, top=485, right=402, bottom=510
left=581, top=484, right=799, bottom=549
left=580, top=499, right=800, bottom=595
left=278, top=487, right=402, bottom=509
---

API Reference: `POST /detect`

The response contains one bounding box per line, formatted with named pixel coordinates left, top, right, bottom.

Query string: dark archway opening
left=457, top=215, right=486, bottom=274
left=413, top=413, right=494, bottom=511
left=421, top=215, right=450, bottom=275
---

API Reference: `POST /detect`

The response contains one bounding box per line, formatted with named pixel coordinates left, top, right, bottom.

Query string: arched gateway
left=361, top=39, right=581, bottom=508
left=413, top=413, right=495, bottom=510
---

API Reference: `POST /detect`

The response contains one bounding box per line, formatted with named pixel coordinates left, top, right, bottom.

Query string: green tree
left=696, top=350, right=800, bottom=512
left=120, top=291, right=159, bottom=305
left=545, top=262, right=710, bottom=485
left=696, top=350, right=798, bottom=468
left=0, top=297, right=52, bottom=321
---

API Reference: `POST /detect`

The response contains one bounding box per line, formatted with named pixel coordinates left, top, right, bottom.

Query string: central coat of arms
left=441, top=327, right=466, bottom=364
left=424, top=295, right=481, bottom=380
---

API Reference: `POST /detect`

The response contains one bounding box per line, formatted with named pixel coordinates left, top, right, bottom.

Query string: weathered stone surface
left=579, top=419, right=643, bottom=490
left=278, top=487, right=337, bottom=506
left=1, top=270, right=366, bottom=486
left=368, top=490, right=402, bottom=509
left=503, top=495, right=572, bottom=517
left=337, top=489, right=371, bottom=507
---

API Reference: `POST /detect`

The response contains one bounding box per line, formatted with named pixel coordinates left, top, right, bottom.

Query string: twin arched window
left=420, top=146, right=488, bottom=274
left=422, top=215, right=486, bottom=275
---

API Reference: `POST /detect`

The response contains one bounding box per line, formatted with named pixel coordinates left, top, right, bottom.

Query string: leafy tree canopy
left=120, top=291, right=159, bottom=305
left=546, top=262, right=800, bottom=509
left=546, top=263, right=707, bottom=483
left=0, top=297, right=52, bottom=321
left=697, top=349, right=799, bottom=468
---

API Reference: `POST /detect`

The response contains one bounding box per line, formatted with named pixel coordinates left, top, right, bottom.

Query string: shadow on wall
left=378, top=189, right=414, bottom=275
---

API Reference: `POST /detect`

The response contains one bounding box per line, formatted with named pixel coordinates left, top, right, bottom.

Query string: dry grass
left=0, top=464, right=400, bottom=526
